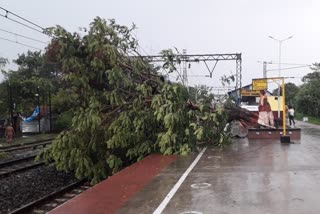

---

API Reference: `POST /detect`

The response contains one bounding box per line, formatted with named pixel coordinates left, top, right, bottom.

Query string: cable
left=0, top=35, right=42, bottom=50
left=257, top=61, right=311, bottom=66
left=0, top=14, right=44, bottom=34
left=267, top=65, right=310, bottom=72
left=0, top=7, right=50, bottom=37
left=0, top=6, right=46, bottom=31
left=0, top=28, right=48, bottom=44
left=188, top=75, right=210, bottom=77
left=269, top=62, right=311, bottom=66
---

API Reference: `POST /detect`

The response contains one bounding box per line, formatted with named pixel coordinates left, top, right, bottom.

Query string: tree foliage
left=272, top=82, right=300, bottom=105
left=0, top=57, right=8, bottom=68
left=0, top=51, right=58, bottom=116
left=188, top=84, right=214, bottom=103
left=295, top=63, right=320, bottom=116
left=35, top=17, right=232, bottom=184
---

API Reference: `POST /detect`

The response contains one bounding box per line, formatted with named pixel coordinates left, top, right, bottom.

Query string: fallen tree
left=39, top=18, right=233, bottom=183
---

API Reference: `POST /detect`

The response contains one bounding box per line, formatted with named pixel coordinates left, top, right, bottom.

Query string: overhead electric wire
left=0, top=6, right=45, bottom=31
left=0, top=35, right=42, bottom=50
left=0, top=6, right=50, bottom=36
left=257, top=61, right=311, bottom=67
left=0, top=14, right=44, bottom=34
left=0, top=28, right=48, bottom=44
left=267, top=65, right=311, bottom=72
left=267, top=62, right=311, bottom=66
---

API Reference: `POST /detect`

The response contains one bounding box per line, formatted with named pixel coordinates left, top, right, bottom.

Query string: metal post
left=37, top=86, right=40, bottom=133
left=263, top=61, right=267, bottom=78
left=8, top=84, right=14, bottom=126
left=268, top=36, right=293, bottom=118
left=182, top=49, right=188, bottom=87
left=236, top=56, right=242, bottom=104
left=277, top=41, right=282, bottom=118
left=49, top=90, right=52, bottom=132
left=282, top=78, right=286, bottom=135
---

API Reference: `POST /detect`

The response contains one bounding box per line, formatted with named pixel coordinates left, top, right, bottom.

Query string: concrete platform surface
left=118, top=121, right=320, bottom=214
left=50, top=121, right=320, bottom=214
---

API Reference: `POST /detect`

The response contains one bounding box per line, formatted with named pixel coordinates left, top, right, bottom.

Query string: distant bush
left=296, top=112, right=320, bottom=125
left=53, top=111, right=72, bottom=131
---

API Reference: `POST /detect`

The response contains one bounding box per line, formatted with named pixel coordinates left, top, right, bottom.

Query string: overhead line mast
left=136, top=53, right=242, bottom=89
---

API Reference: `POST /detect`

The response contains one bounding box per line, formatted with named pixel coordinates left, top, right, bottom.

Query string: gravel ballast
left=0, top=165, right=78, bottom=213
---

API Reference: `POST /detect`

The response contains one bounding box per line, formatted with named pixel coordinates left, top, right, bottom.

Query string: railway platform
left=50, top=121, right=320, bottom=214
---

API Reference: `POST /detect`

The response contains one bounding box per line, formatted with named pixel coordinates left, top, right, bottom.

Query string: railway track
left=0, top=155, right=44, bottom=178
left=0, top=139, right=53, bottom=153
left=9, top=179, right=90, bottom=214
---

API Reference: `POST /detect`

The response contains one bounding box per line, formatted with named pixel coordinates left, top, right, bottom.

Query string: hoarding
left=240, top=89, right=260, bottom=96
left=252, top=78, right=267, bottom=90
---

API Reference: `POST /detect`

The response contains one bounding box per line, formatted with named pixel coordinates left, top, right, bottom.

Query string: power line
left=0, top=14, right=44, bottom=34
left=269, top=62, right=310, bottom=66
left=0, top=6, right=46, bottom=30
left=132, top=32, right=151, bottom=56
left=267, top=65, right=310, bottom=72
left=188, top=75, right=210, bottom=77
left=0, top=28, right=48, bottom=44
left=257, top=61, right=311, bottom=66
left=0, top=35, right=42, bottom=50
left=0, top=6, right=50, bottom=36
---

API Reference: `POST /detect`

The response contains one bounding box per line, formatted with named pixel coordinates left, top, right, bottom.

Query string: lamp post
left=8, top=83, right=14, bottom=126
left=49, top=89, right=52, bottom=132
left=35, top=87, right=40, bottom=133
left=268, top=35, right=293, bottom=118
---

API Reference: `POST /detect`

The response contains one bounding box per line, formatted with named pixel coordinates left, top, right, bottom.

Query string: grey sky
left=1, top=0, right=319, bottom=90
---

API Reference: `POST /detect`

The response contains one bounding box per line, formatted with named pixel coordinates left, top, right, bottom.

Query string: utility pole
left=36, top=86, right=40, bottom=133
left=263, top=61, right=267, bottom=78
left=268, top=35, right=293, bottom=118
left=49, top=90, right=52, bottom=132
left=182, top=49, right=188, bottom=87
left=8, top=84, right=14, bottom=126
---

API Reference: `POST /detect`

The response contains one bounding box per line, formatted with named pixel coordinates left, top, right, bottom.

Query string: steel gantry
left=136, top=53, right=242, bottom=89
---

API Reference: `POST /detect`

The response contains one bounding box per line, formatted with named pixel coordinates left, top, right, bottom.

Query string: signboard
left=240, top=89, right=260, bottom=97
left=252, top=78, right=267, bottom=90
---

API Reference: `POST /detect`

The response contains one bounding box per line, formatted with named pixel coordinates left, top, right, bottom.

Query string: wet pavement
left=118, top=121, right=320, bottom=214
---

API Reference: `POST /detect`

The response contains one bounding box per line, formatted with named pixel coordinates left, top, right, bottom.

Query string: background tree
left=295, top=63, right=320, bottom=116
left=188, top=84, right=214, bottom=103
left=272, top=82, right=300, bottom=106
left=0, top=57, right=8, bottom=68
left=0, top=57, right=9, bottom=117
left=0, top=51, right=58, bottom=115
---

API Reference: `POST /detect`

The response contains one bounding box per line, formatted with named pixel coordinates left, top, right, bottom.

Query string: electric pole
left=182, top=49, right=188, bottom=87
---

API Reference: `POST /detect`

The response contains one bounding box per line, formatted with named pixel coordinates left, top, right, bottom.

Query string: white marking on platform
left=207, top=155, right=221, bottom=159
left=190, top=183, right=211, bottom=189
left=203, top=165, right=220, bottom=169
left=180, top=211, right=203, bottom=214
left=153, top=147, right=207, bottom=214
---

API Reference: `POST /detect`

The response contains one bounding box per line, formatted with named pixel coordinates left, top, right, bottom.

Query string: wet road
left=118, top=121, right=320, bottom=214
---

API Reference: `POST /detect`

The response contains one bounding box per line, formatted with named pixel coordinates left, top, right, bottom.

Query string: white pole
left=277, top=41, right=282, bottom=118
left=268, top=36, right=293, bottom=120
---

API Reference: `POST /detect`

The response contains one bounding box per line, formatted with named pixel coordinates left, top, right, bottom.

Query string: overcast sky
left=1, top=0, right=319, bottom=91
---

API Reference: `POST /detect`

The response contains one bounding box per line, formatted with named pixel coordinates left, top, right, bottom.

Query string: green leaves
left=36, top=17, right=232, bottom=185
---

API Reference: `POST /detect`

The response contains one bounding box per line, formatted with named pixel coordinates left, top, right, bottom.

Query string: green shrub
left=53, top=111, right=73, bottom=131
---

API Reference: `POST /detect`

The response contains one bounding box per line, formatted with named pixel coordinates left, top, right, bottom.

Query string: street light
left=8, top=83, right=14, bottom=127
left=268, top=35, right=293, bottom=119
left=35, top=86, right=40, bottom=133
left=268, top=35, right=293, bottom=77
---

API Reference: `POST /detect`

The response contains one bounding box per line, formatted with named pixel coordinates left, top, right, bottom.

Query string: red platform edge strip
left=49, top=154, right=177, bottom=214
